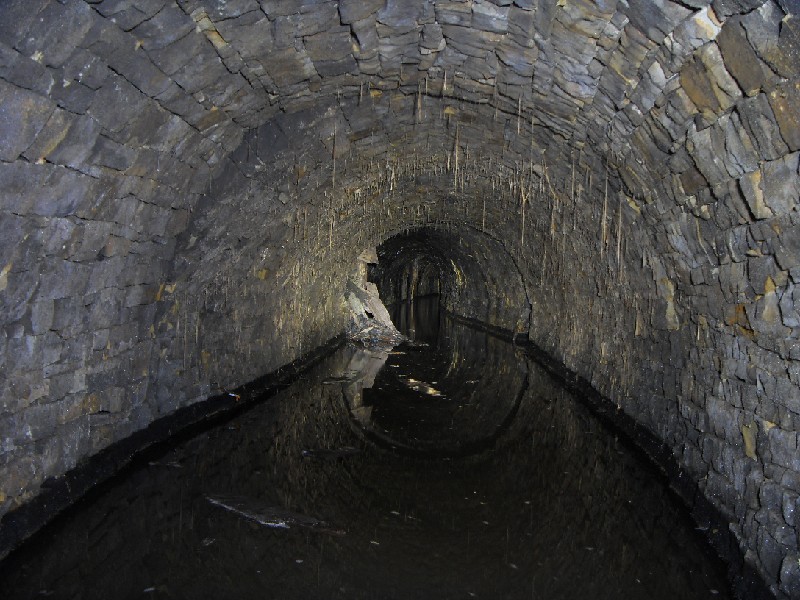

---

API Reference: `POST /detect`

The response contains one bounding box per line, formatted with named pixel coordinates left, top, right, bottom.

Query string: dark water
left=0, top=298, right=731, bottom=599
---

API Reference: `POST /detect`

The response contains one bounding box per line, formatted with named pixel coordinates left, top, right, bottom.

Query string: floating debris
left=206, top=496, right=345, bottom=536
left=399, top=376, right=443, bottom=396
left=403, top=341, right=429, bottom=350
left=148, top=460, right=182, bottom=469
left=301, top=447, right=361, bottom=460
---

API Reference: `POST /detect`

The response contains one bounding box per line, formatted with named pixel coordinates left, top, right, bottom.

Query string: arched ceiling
left=3, top=0, right=797, bottom=292
left=1, top=1, right=800, bottom=595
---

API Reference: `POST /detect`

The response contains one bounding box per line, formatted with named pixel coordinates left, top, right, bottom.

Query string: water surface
left=0, top=299, right=730, bottom=599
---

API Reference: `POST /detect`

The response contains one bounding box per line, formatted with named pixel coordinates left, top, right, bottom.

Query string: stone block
left=105, top=46, right=172, bottom=99
left=261, top=46, right=317, bottom=88
left=22, top=109, right=101, bottom=168
left=147, top=28, right=208, bottom=76
left=418, top=22, right=443, bottom=53
left=85, top=288, right=125, bottom=330
left=680, top=43, right=741, bottom=125
left=780, top=554, right=800, bottom=597
left=0, top=80, right=55, bottom=162
left=348, top=17, right=379, bottom=61
left=436, top=1, right=473, bottom=27
left=779, top=283, right=800, bottom=328
left=132, top=3, right=194, bottom=51
left=783, top=491, right=799, bottom=529
left=472, top=0, right=509, bottom=34
left=15, top=0, right=95, bottom=69
left=767, top=426, right=800, bottom=471
left=738, top=170, right=774, bottom=220
left=85, top=257, right=128, bottom=296
left=706, top=395, right=741, bottom=441
left=0, top=42, right=55, bottom=95
left=340, top=0, right=385, bottom=24
left=66, top=221, right=112, bottom=263
left=772, top=218, right=800, bottom=271
left=768, top=81, right=800, bottom=152
left=762, top=153, right=800, bottom=217
left=442, top=24, right=502, bottom=58
left=717, top=17, right=776, bottom=97
left=88, top=76, right=148, bottom=135
left=61, top=47, right=110, bottom=92
left=5, top=335, right=42, bottom=377
left=736, top=93, right=790, bottom=161
left=740, top=0, right=800, bottom=80
left=720, top=111, right=760, bottom=178
left=305, top=26, right=355, bottom=62
left=747, top=255, right=778, bottom=295
left=377, top=0, right=426, bottom=28
left=93, top=0, right=166, bottom=29
left=39, top=258, right=91, bottom=301
left=49, top=77, right=96, bottom=115
left=0, top=0, right=49, bottom=48
left=51, top=296, right=88, bottom=333
left=757, top=528, right=786, bottom=581
left=88, top=135, right=137, bottom=171
left=29, top=299, right=54, bottom=336
left=305, top=30, right=359, bottom=76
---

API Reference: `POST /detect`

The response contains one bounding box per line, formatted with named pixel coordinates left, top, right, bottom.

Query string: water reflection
left=0, top=299, right=730, bottom=599
left=340, top=299, right=527, bottom=457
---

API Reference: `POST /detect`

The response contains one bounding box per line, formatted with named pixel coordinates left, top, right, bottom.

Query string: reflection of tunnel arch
left=339, top=309, right=529, bottom=459
left=370, top=226, right=531, bottom=334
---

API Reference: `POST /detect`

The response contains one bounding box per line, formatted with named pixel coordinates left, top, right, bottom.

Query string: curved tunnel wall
left=0, top=0, right=798, bottom=596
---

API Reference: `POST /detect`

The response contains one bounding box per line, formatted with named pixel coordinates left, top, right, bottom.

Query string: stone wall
left=0, top=0, right=798, bottom=596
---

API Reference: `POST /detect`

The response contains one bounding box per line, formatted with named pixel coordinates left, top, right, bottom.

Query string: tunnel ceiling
left=2, top=0, right=800, bottom=596
left=1, top=0, right=798, bottom=278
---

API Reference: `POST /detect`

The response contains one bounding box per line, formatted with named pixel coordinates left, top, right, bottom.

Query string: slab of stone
left=740, top=0, right=800, bottom=80
left=762, top=153, right=800, bottom=217
left=717, top=17, right=776, bottom=97
left=0, top=80, right=55, bottom=161
left=737, top=93, right=790, bottom=161
left=340, top=0, right=385, bottom=24
left=22, top=109, right=101, bottom=169
left=680, top=43, right=741, bottom=126
left=768, top=81, right=800, bottom=152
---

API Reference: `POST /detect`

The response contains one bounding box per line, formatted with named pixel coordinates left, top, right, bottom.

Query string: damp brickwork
left=0, top=0, right=799, bottom=596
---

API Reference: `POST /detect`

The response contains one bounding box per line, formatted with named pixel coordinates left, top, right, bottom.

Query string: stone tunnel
left=0, top=0, right=799, bottom=596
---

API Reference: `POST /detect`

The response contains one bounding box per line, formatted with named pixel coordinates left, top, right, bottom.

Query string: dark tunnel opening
left=369, top=226, right=531, bottom=336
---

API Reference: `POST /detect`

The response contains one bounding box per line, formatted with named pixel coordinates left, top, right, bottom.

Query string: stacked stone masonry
left=0, top=0, right=798, bottom=597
